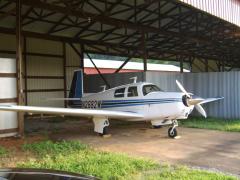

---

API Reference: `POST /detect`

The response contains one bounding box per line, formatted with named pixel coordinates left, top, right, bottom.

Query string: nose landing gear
left=168, top=120, right=178, bottom=138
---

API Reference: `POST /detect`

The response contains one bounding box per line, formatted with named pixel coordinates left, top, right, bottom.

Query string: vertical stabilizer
left=68, top=70, right=83, bottom=106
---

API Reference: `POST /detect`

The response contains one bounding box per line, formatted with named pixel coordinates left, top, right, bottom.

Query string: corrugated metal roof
left=179, top=0, right=240, bottom=27
left=0, top=0, right=239, bottom=65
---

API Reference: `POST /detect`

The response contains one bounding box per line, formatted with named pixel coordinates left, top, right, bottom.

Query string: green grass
left=180, top=117, right=240, bottom=132
left=18, top=140, right=238, bottom=180
left=0, top=146, right=8, bottom=157
left=20, top=140, right=158, bottom=179
left=142, top=165, right=237, bottom=180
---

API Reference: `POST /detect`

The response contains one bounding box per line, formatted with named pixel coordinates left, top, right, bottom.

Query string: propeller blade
left=195, top=104, right=207, bottom=118
left=188, top=98, right=204, bottom=106
left=176, top=80, right=190, bottom=97
left=199, top=97, right=224, bottom=105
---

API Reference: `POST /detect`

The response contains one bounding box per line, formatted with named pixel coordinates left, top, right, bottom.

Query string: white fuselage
left=69, top=82, right=194, bottom=122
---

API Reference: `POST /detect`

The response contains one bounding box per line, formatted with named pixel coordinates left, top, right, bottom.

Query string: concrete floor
left=26, top=118, right=240, bottom=176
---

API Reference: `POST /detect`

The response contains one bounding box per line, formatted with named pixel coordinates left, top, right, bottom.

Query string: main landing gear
left=92, top=117, right=110, bottom=136
left=168, top=120, right=178, bottom=138
left=101, top=126, right=109, bottom=136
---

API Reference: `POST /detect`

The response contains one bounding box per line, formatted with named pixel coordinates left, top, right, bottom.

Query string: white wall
left=0, top=33, right=82, bottom=107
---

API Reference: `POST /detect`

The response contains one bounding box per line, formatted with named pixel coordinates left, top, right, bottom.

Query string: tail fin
left=68, top=70, right=83, bottom=106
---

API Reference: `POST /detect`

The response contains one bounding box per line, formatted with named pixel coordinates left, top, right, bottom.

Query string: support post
left=23, top=37, right=27, bottom=105
left=80, top=44, right=84, bottom=72
left=62, top=42, right=67, bottom=107
left=205, top=59, right=208, bottom=72
left=189, top=57, right=194, bottom=73
left=141, top=31, right=147, bottom=71
left=16, top=0, right=24, bottom=137
left=180, top=56, right=183, bottom=73
left=222, top=61, right=225, bottom=72
left=217, top=60, right=221, bottom=72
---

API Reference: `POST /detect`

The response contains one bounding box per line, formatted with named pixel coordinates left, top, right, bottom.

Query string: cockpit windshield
left=142, top=84, right=162, bottom=96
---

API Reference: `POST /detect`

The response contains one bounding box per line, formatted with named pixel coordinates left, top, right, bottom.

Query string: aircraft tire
left=168, top=127, right=177, bottom=138
left=99, top=126, right=108, bottom=136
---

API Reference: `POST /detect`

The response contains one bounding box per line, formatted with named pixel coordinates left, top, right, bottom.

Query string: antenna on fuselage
left=130, top=76, right=137, bottom=83
left=100, top=85, right=107, bottom=92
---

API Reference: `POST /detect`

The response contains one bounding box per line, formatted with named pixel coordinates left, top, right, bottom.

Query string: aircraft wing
left=0, top=105, right=143, bottom=119
left=199, top=97, right=224, bottom=105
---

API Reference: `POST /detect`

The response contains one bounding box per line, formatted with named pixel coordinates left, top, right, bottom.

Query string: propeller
left=195, top=104, right=207, bottom=118
left=175, top=80, right=190, bottom=98
left=176, top=80, right=207, bottom=118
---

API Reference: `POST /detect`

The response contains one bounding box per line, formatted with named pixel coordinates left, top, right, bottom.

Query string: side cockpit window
left=114, top=88, right=125, bottom=98
left=127, top=86, right=138, bottom=97
left=142, top=85, right=161, bottom=96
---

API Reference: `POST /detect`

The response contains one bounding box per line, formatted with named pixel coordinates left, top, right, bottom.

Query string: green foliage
left=22, top=140, right=88, bottom=156
left=142, top=165, right=237, bottom=180
left=181, top=117, right=240, bottom=132
left=18, top=140, right=237, bottom=180
left=20, top=140, right=158, bottom=179
left=0, top=146, right=8, bottom=157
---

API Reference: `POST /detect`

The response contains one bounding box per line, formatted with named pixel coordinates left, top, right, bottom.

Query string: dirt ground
left=2, top=117, right=240, bottom=176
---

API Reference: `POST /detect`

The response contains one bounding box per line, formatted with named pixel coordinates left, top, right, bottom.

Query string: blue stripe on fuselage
left=70, top=98, right=182, bottom=108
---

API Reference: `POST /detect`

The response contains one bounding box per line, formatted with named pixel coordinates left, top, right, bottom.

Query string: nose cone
left=182, top=94, right=204, bottom=107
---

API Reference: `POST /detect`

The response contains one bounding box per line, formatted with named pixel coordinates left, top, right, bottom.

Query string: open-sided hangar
left=0, top=0, right=239, bottom=137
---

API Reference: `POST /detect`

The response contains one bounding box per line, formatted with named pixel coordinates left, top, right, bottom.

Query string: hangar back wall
left=85, top=71, right=239, bottom=119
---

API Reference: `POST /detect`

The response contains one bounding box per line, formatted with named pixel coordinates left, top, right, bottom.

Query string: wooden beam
left=0, top=128, right=18, bottom=134
left=141, top=31, right=147, bottom=71
left=16, top=0, right=24, bottom=137
left=0, top=49, right=63, bottom=58
left=205, top=59, right=208, bottom=72
left=68, top=43, right=82, bottom=57
left=114, top=56, right=131, bottom=73
left=0, top=98, right=18, bottom=103
left=86, top=52, right=110, bottom=88
left=47, top=15, right=67, bottom=34
left=0, top=26, right=238, bottom=64
left=0, top=73, right=17, bottom=77
left=26, top=75, right=64, bottom=79
left=23, top=37, right=27, bottom=105
left=63, top=42, right=67, bottom=107
left=80, top=44, right=84, bottom=71
left=25, top=89, right=64, bottom=93
left=180, top=56, right=184, bottom=73
left=0, top=7, right=16, bottom=21
left=21, top=0, right=219, bottom=47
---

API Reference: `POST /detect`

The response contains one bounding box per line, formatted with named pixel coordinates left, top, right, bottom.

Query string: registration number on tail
left=81, top=100, right=102, bottom=109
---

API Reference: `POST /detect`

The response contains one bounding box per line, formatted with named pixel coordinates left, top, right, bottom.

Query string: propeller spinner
left=176, top=80, right=207, bottom=118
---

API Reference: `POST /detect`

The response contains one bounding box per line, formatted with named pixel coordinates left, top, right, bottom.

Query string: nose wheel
left=168, top=127, right=177, bottom=138
left=168, top=120, right=178, bottom=138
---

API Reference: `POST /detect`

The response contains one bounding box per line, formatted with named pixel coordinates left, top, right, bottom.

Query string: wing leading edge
left=0, top=105, right=143, bottom=119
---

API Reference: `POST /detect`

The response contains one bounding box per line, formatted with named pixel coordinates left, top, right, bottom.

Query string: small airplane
left=0, top=70, right=223, bottom=138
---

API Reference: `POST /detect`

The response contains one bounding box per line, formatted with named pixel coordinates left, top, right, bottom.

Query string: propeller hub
left=176, top=80, right=207, bottom=118
left=182, top=95, right=204, bottom=107
left=182, top=95, right=190, bottom=107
